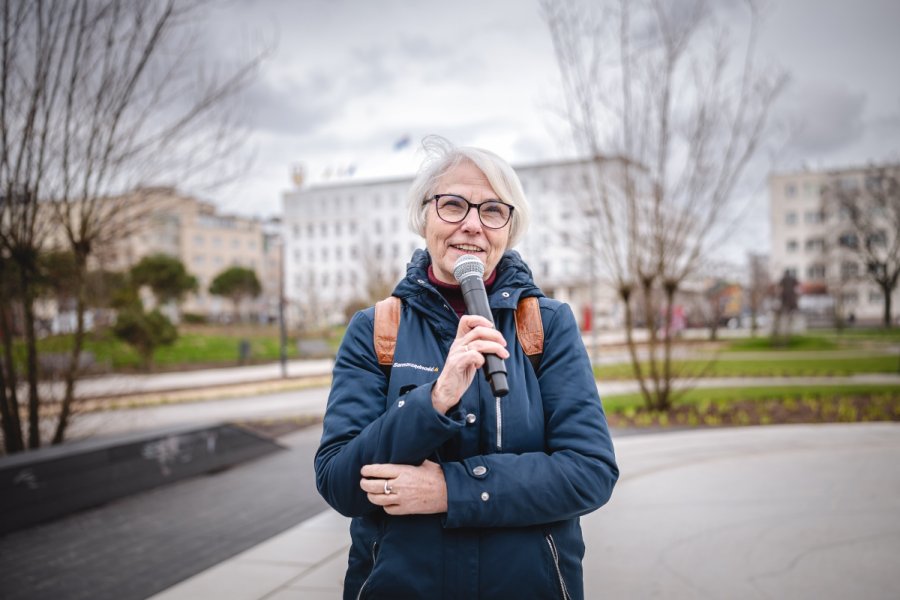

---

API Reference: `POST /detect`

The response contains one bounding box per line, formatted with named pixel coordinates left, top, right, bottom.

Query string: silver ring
left=383, top=480, right=393, bottom=495
left=462, top=344, right=469, bottom=353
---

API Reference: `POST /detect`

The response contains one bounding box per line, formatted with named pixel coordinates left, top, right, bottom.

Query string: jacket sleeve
left=441, top=302, right=619, bottom=528
left=314, top=309, right=465, bottom=518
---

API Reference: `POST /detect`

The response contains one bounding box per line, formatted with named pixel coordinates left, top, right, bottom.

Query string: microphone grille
left=453, top=254, right=484, bottom=283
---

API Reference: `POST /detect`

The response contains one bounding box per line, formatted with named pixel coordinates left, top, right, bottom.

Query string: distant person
left=315, top=136, right=618, bottom=599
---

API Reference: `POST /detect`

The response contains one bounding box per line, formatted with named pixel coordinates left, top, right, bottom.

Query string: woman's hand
left=360, top=460, right=448, bottom=515
left=432, top=315, right=509, bottom=413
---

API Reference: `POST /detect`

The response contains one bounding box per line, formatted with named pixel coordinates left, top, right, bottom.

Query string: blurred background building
left=769, top=164, right=898, bottom=325
left=93, top=187, right=282, bottom=323
left=281, top=158, right=626, bottom=329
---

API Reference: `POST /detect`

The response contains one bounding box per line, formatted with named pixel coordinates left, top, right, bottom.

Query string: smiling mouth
left=451, top=243, right=484, bottom=253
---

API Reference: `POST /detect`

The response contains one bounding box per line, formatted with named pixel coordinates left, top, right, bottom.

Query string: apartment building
left=281, top=158, right=625, bottom=328
left=769, top=165, right=898, bottom=324
left=96, top=187, right=280, bottom=321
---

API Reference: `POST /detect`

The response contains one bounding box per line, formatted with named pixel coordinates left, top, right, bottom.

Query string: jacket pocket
left=545, top=533, right=572, bottom=600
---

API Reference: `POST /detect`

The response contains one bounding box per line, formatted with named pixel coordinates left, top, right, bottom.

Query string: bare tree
left=541, top=0, right=786, bottom=410
left=0, top=0, right=262, bottom=452
left=746, top=251, right=769, bottom=336
left=822, top=165, right=900, bottom=328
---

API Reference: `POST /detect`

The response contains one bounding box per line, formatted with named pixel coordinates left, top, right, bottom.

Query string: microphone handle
left=460, top=278, right=509, bottom=397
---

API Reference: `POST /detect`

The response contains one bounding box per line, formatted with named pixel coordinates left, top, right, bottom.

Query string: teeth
left=454, top=244, right=483, bottom=252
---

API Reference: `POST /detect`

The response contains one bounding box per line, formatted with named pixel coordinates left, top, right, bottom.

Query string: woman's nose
left=459, top=206, right=483, bottom=232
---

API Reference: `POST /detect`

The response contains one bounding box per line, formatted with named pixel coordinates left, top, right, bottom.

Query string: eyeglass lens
left=435, top=195, right=511, bottom=228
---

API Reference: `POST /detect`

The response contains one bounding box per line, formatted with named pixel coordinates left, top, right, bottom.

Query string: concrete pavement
left=150, top=422, right=900, bottom=600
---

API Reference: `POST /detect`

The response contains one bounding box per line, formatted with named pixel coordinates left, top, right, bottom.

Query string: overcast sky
left=197, top=0, right=900, bottom=254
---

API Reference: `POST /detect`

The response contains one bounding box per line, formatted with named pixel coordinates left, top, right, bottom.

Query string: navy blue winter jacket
left=315, top=250, right=618, bottom=599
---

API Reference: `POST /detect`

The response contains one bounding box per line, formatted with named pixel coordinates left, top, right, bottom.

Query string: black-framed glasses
left=424, top=194, right=514, bottom=229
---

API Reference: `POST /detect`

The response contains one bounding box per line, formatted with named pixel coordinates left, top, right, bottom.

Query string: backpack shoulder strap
left=374, top=296, right=401, bottom=374
left=515, top=296, right=544, bottom=373
left=374, top=295, right=545, bottom=379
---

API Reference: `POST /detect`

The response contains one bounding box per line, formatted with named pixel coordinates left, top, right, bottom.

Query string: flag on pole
left=393, top=135, right=411, bottom=151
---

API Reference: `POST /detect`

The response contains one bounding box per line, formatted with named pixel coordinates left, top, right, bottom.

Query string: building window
left=838, top=232, right=859, bottom=249
left=785, top=212, right=798, bottom=225
left=867, top=230, right=887, bottom=247
left=194, top=234, right=205, bottom=245
left=842, top=291, right=858, bottom=305
left=307, top=223, right=314, bottom=237
left=806, top=264, right=826, bottom=280
left=841, top=262, right=859, bottom=280
left=869, top=291, right=883, bottom=304
left=785, top=182, right=797, bottom=198
left=786, top=240, right=798, bottom=253
left=804, top=238, right=825, bottom=252
left=804, top=210, right=824, bottom=224
left=350, top=245, right=358, bottom=259
left=335, top=223, right=342, bottom=236
left=292, top=225, right=300, bottom=238
left=320, top=223, right=327, bottom=236
left=322, top=273, right=329, bottom=286
left=374, top=220, right=382, bottom=235
left=336, top=247, right=343, bottom=260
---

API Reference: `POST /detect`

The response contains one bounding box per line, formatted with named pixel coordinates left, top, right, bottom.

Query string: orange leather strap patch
left=515, top=296, right=543, bottom=358
left=374, top=296, right=401, bottom=366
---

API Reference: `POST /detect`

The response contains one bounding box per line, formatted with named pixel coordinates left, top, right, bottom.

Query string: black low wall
left=0, top=423, right=284, bottom=536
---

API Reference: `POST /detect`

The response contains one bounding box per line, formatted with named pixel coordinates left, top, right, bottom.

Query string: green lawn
left=595, top=355, right=899, bottom=380
left=725, top=335, right=840, bottom=352
left=726, top=330, right=900, bottom=351
left=23, top=329, right=303, bottom=371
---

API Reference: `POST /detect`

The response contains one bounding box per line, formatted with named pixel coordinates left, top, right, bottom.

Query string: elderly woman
left=315, top=137, right=618, bottom=599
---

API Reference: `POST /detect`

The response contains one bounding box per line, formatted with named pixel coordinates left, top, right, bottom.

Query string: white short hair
left=406, top=136, right=530, bottom=248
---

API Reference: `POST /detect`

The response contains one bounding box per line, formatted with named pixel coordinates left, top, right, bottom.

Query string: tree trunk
left=52, top=254, right=87, bottom=445
left=883, top=282, right=893, bottom=329
left=620, top=287, right=652, bottom=409
left=660, top=284, right=677, bottom=412
left=18, top=268, right=41, bottom=449
left=0, top=285, right=25, bottom=453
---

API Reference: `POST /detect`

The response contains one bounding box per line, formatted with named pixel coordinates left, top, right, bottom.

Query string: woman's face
left=424, top=160, right=510, bottom=284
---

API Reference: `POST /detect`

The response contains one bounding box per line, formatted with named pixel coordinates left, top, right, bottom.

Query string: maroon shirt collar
left=427, top=265, right=497, bottom=318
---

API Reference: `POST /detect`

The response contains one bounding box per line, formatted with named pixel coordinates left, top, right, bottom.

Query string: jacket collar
left=393, top=249, right=543, bottom=311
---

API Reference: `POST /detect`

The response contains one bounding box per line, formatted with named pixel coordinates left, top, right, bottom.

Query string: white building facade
left=769, top=166, right=898, bottom=324
left=281, top=159, right=624, bottom=329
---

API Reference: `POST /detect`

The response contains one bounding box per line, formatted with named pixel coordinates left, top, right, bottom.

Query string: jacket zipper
left=356, top=541, right=379, bottom=600
left=545, top=534, right=571, bottom=600
left=495, top=396, right=502, bottom=451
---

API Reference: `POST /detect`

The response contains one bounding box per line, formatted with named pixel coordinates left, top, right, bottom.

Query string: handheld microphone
left=453, top=255, right=509, bottom=397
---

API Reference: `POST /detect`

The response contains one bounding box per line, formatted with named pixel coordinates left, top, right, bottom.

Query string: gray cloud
left=780, top=81, right=867, bottom=156
left=243, top=74, right=342, bottom=136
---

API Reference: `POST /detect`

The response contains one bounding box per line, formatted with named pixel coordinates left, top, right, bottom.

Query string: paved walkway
left=63, top=373, right=900, bottom=442
left=150, top=422, right=900, bottom=600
